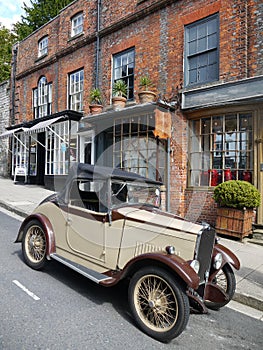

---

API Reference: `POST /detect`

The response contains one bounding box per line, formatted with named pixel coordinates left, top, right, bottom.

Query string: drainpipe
left=95, top=0, right=101, bottom=88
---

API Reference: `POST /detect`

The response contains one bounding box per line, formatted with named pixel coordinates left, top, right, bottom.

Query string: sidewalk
left=0, top=176, right=262, bottom=317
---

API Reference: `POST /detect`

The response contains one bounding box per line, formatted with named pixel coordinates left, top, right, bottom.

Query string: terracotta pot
left=112, top=96, right=126, bottom=110
left=89, top=104, right=103, bottom=115
left=138, top=91, right=156, bottom=103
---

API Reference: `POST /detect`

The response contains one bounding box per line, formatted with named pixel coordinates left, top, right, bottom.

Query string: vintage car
left=15, top=163, right=240, bottom=342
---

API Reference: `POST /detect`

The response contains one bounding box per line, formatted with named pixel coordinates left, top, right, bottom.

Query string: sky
left=0, top=0, right=31, bottom=29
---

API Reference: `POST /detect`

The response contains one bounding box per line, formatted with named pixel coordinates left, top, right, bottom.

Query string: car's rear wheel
left=206, top=264, right=236, bottom=310
left=128, top=266, right=190, bottom=342
left=22, top=220, right=47, bottom=270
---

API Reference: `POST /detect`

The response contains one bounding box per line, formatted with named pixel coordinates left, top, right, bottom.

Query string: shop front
left=78, top=103, right=172, bottom=210
left=0, top=110, right=82, bottom=191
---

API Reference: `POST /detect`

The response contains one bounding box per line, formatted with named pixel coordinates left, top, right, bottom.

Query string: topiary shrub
left=213, top=180, right=261, bottom=210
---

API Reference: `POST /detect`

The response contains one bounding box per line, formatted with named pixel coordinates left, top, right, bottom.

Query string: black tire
left=205, top=264, right=236, bottom=310
left=128, top=266, right=190, bottom=343
left=22, top=219, right=47, bottom=270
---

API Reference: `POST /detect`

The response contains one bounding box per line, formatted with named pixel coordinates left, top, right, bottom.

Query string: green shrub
left=213, top=180, right=261, bottom=210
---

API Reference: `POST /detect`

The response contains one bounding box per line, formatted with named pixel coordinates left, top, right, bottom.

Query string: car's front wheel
left=128, top=266, right=190, bottom=342
left=22, top=219, right=47, bottom=270
left=206, top=264, right=236, bottom=310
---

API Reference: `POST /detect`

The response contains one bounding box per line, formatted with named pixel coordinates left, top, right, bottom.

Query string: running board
left=50, top=253, right=113, bottom=284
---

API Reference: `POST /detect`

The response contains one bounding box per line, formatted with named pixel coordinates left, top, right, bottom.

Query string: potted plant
left=89, top=88, right=103, bottom=114
left=213, top=180, right=261, bottom=240
left=138, top=75, right=156, bottom=103
left=112, top=79, right=127, bottom=110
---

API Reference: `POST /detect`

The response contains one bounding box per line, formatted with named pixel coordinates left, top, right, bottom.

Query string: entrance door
left=79, top=132, right=94, bottom=164
left=36, top=132, right=45, bottom=185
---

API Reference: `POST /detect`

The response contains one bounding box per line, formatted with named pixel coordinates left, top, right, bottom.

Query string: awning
left=25, top=116, right=64, bottom=134
left=0, top=127, right=27, bottom=139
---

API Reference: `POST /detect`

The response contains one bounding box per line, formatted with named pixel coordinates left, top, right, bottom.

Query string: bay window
left=189, top=113, right=253, bottom=186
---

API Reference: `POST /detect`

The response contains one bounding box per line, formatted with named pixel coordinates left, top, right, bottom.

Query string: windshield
left=111, top=181, right=161, bottom=208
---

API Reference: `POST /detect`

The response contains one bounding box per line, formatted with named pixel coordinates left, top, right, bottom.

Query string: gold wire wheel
left=24, top=225, right=46, bottom=264
left=134, top=274, right=179, bottom=332
left=213, top=269, right=228, bottom=292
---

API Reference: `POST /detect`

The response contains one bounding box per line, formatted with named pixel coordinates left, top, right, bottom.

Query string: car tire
left=22, top=219, right=47, bottom=270
left=205, top=264, right=236, bottom=310
left=128, top=266, right=190, bottom=342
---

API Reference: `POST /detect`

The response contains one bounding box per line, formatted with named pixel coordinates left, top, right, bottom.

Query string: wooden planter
left=215, top=207, right=254, bottom=240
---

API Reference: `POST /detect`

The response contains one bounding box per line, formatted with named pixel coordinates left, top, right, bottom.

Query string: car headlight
left=190, top=259, right=200, bottom=274
left=165, top=246, right=176, bottom=255
left=213, top=253, right=223, bottom=270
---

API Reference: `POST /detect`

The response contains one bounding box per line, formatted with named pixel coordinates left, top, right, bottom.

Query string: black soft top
left=68, top=163, right=162, bottom=185
left=55, top=163, right=162, bottom=205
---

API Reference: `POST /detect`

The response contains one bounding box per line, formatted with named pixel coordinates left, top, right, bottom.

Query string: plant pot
left=138, top=91, right=156, bottom=104
left=112, top=96, right=126, bottom=110
left=89, top=104, right=103, bottom=115
left=215, top=207, right=254, bottom=240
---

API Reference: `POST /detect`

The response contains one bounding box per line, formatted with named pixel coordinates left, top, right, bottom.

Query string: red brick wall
left=11, top=0, right=263, bottom=219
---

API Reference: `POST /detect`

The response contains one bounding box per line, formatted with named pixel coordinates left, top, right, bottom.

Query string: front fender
left=15, top=213, right=56, bottom=259
left=118, top=252, right=200, bottom=290
left=213, top=243, right=240, bottom=270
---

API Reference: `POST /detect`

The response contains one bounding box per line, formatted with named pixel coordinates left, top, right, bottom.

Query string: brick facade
left=9, top=0, right=263, bottom=224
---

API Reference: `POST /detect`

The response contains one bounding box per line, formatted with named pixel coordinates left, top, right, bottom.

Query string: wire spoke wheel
left=135, top=274, right=178, bottom=331
left=206, top=264, right=236, bottom=310
left=22, top=220, right=47, bottom=270
left=128, top=267, right=189, bottom=342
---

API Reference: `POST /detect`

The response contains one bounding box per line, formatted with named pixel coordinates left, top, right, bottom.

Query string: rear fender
left=119, top=252, right=200, bottom=290
left=15, top=213, right=56, bottom=259
left=213, top=243, right=240, bottom=270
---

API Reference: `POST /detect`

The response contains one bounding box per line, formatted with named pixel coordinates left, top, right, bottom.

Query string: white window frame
left=113, top=48, right=135, bottom=100
left=38, top=36, right=48, bottom=57
left=71, top=12, right=83, bottom=37
left=12, top=132, right=29, bottom=176
left=33, top=77, right=52, bottom=119
left=69, top=70, right=84, bottom=112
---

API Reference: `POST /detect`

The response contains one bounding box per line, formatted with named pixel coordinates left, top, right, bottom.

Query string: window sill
left=35, top=53, right=48, bottom=63
left=186, top=186, right=215, bottom=192
left=68, top=32, right=84, bottom=42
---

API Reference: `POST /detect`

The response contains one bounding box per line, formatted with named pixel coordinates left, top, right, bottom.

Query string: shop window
left=112, top=115, right=166, bottom=182
left=38, top=36, right=48, bottom=57
left=184, top=14, right=219, bottom=87
left=33, top=77, right=52, bottom=119
left=69, top=70, right=84, bottom=112
left=113, top=48, right=135, bottom=100
left=45, top=121, right=78, bottom=176
left=189, top=113, right=253, bottom=187
left=12, top=133, right=29, bottom=176
left=71, top=12, right=83, bottom=37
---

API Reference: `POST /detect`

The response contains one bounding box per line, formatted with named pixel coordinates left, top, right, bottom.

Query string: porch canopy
left=0, top=110, right=83, bottom=138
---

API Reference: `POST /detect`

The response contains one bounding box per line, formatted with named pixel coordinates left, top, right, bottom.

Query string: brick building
left=1, top=0, right=262, bottom=226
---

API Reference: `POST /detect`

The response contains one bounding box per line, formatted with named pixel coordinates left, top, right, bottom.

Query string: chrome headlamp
left=213, top=253, right=223, bottom=270
left=190, top=259, right=200, bottom=274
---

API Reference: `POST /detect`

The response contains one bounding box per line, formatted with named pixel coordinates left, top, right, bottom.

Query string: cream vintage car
left=15, top=163, right=240, bottom=342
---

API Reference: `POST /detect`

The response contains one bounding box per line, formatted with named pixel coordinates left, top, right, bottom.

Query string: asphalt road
left=0, top=208, right=262, bottom=350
